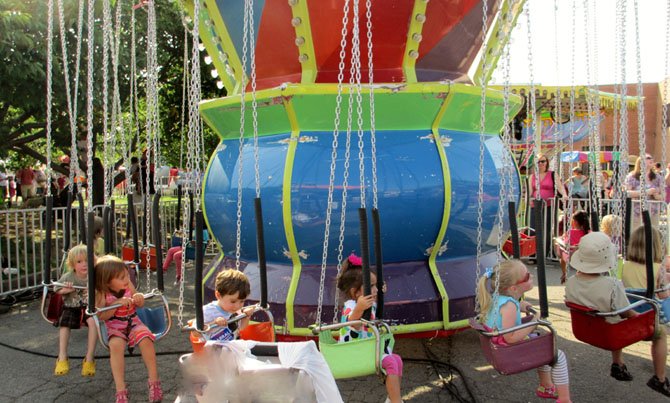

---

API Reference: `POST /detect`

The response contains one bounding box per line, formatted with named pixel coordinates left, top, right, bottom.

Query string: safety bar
left=588, top=294, right=659, bottom=317
left=93, top=290, right=160, bottom=314
left=477, top=307, right=555, bottom=337
left=183, top=303, right=272, bottom=333
left=48, top=281, right=88, bottom=290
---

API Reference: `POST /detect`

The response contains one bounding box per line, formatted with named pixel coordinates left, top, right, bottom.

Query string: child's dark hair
left=93, top=216, right=104, bottom=237
left=572, top=210, right=590, bottom=233
left=215, top=269, right=250, bottom=299
left=336, top=254, right=375, bottom=299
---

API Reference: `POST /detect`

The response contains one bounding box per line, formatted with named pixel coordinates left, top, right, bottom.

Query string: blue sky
left=488, top=0, right=667, bottom=86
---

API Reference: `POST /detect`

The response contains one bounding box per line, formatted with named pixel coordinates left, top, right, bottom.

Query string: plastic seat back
left=626, top=289, right=670, bottom=324
left=565, top=301, right=656, bottom=351
left=470, top=318, right=556, bottom=375
left=41, top=286, right=63, bottom=325
left=137, top=306, right=168, bottom=337
left=318, top=328, right=393, bottom=379
left=240, top=321, right=276, bottom=342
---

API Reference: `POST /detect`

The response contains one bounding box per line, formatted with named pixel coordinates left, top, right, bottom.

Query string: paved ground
left=0, top=260, right=668, bottom=402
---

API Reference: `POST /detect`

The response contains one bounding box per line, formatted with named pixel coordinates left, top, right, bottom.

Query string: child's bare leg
left=109, top=337, right=127, bottom=391
left=537, top=368, right=553, bottom=387
left=85, top=317, right=97, bottom=362
left=555, top=384, right=571, bottom=402
left=612, top=349, right=624, bottom=365
left=138, top=338, right=159, bottom=381
left=58, top=327, right=70, bottom=360
left=651, top=329, right=668, bottom=380
left=385, top=375, right=402, bottom=403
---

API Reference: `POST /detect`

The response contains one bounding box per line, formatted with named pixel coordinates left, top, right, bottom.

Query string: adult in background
left=0, top=170, right=7, bottom=208
left=626, top=155, right=662, bottom=228
left=529, top=154, right=568, bottom=261
left=16, top=165, right=36, bottom=207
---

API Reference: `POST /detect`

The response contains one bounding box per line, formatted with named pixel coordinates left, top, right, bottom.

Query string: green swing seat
left=315, top=319, right=394, bottom=379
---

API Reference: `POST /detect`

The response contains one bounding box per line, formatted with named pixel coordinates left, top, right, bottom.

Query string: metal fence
left=0, top=198, right=185, bottom=298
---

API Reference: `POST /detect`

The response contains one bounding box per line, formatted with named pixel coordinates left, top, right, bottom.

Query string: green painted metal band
left=200, top=0, right=244, bottom=93
left=281, top=97, right=302, bottom=333
left=428, top=88, right=453, bottom=330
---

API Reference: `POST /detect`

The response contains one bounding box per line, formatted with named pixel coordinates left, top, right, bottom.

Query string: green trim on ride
left=200, top=83, right=524, bottom=140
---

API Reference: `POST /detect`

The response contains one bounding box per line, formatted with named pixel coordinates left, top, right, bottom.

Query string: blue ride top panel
left=203, top=129, right=518, bottom=265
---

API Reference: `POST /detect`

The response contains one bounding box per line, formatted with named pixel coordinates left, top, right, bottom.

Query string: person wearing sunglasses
left=529, top=154, right=568, bottom=261
left=625, top=155, right=663, bottom=228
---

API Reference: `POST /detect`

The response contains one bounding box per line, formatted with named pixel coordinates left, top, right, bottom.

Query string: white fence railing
left=0, top=198, right=186, bottom=298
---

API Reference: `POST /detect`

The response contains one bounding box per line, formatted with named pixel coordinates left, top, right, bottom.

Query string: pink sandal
left=536, top=385, right=558, bottom=399
left=115, top=389, right=129, bottom=403
left=148, top=380, right=163, bottom=402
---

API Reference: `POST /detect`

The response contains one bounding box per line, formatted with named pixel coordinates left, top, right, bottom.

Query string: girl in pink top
left=557, top=210, right=590, bottom=284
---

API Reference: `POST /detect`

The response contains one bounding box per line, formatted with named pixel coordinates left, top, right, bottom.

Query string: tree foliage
left=0, top=0, right=221, bottom=175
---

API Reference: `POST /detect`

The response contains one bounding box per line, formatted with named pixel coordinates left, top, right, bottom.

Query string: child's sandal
left=81, top=359, right=95, bottom=377
left=54, top=359, right=69, bottom=376
left=115, top=389, right=129, bottom=403
left=148, top=380, right=163, bottom=402
left=536, top=385, right=558, bottom=399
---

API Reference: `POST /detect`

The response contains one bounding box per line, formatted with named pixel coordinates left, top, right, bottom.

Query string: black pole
left=358, top=208, right=372, bottom=320
left=194, top=211, right=205, bottom=331
left=127, top=193, right=140, bottom=263
left=76, top=193, right=86, bottom=244
left=176, top=184, right=182, bottom=230
left=624, top=197, right=632, bottom=251
left=254, top=198, right=268, bottom=308
left=642, top=211, right=654, bottom=299
left=87, top=212, right=96, bottom=310
left=109, top=199, right=115, bottom=252
left=508, top=201, right=520, bottom=259
left=152, top=194, right=164, bottom=292
left=590, top=206, right=600, bottom=232
left=103, top=206, right=111, bottom=254
left=43, top=196, right=53, bottom=284
left=372, top=208, right=384, bottom=319
left=533, top=201, right=549, bottom=318
left=188, top=192, right=195, bottom=241
left=63, top=190, right=74, bottom=252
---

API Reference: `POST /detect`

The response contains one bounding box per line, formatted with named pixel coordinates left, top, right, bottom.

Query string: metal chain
left=366, top=0, right=378, bottom=209
left=590, top=0, right=603, bottom=219
left=101, top=0, right=112, bottom=206
left=180, top=29, right=189, bottom=171
left=633, top=0, right=648, bottom=212
left=616, top=0, right=630, bottom=254
left=85, top=0, right=94, bottom=212
left=663, top=0, right=670, bottom=198
left=57, top=0, right=84, bottom=194
left=317, top=0, right=350, bottom=325
left=234, top=0, right=251, bottom=271
left=46, top=0, right=54, bottom=198
left=581, top=0, right=597, bottom=225
left=474, top=0, right=489, bottom=313
left=351, top=0, right=366, bottom=209
left=247, top=0, right=261, bottom=199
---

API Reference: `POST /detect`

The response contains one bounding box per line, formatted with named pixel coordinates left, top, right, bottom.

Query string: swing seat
left=121, top=243, right=158, bottom=271
left=469, top=316, right=557, bottom=375
left=502, top=227, right=536, bottom=257
left=565, top=297, right=658, bottom=351
left=626, top=289, right=670, bottom=324
left=240, top=321, right=276, bottom=342
left=93, top=291, right=172, bottom=350
left=315, top=320, right=394, bottom=379
left=41, top=286, right=64, bottom=325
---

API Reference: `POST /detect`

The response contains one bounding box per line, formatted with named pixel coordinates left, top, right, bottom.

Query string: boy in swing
left=202, top=269, right=256, bottom=340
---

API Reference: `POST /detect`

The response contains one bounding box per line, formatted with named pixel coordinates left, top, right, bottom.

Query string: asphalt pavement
left=0, top=260, right=667, bottom=402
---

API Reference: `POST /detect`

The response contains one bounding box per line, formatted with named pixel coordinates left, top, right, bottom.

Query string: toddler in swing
left=556, top=210, right=590, bottom=284
left=53, top=244, right=97, bottom=377
left=202, top=269, right=255, bottom=341
left=94, top=255, right=162, bottom=403
left=476, top=260, right=572, bottom=403
left=337, top=253, right=404, bottom=403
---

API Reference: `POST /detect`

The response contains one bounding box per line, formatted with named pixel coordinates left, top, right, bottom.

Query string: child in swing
left=556, top=210, right=590, bottom=284
left=565, top=231, right=670, bottom=397
left=477, top=259, right=572, bottom=403
left=94, top=255, right=162, bottom=403
left=337, top=253, right=404, bottom=403
left=202, top=268, right=256, bottom=341
left=53, top=244, right=97, bottom=377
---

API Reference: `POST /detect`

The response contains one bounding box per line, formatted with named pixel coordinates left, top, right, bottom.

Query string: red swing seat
left=502, top=227, right=536, bottom=257
left=565, top=297, right=658, bottom=351
left=41, top=286, right=64, bottom=325
left=469, top=313, right=557, bottom=375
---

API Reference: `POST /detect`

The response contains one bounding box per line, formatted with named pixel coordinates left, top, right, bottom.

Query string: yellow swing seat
left=313, top=319, right=394, bottom=379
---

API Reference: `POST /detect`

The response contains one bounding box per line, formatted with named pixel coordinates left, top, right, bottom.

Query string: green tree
left=0, top=0, right=220, bottom=177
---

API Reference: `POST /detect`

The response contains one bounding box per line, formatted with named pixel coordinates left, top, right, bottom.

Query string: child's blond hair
left=476, top=260, right=526, bottom=324
left=601, top=214, right=622, bottom=239
left=215, top=269, right=250, bottom=299
left=66, top=244, right=88, bottom=272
